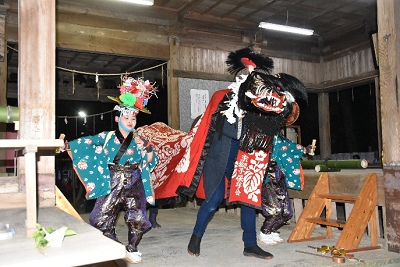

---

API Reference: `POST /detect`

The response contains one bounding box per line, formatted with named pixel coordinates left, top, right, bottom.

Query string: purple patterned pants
left=89, top=163, right=151, bottom=252
left=260, top=164, right=293, bottom=234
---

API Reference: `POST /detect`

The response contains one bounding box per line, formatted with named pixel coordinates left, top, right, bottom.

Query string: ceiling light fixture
left=259, top=22, right=314, bottom=36
left=119, top=0, right=154, bottom=6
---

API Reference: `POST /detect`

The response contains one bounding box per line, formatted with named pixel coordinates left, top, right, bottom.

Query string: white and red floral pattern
left=86, top=182, right=95, bottom=192
left=95, top=146, right=103, bottom=154
left=136, top=122, right=193, bottom=190
left=84, top=139, right=92, bottom=145
left=229, top=150, right=269, bottom=206
left=114, top=137, right=120, bottom=145
left=77, top=160, right=88, bottom=170
left=98, top=166, right=104, bottom=174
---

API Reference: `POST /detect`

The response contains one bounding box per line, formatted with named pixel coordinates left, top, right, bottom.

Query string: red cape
left=137, top=89, right=230, bottom=200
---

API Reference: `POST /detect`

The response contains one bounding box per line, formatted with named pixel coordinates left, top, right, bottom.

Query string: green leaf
left=38, top=239, right=49, bottom=247
left=36, top=223, right=42, bottom=230
left=65, top=229, right=76, bottom=236
left=45, top=227, right=54, bottom=234
left=34, top=231, right=45, bottom=238
left=57, top=226, right=68, bottom=233
left=32, top=231, right=39, bottom=239
left=35, top=235, right=43, bottom=243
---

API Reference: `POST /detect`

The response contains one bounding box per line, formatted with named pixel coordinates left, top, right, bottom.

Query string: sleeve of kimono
left=276, top=136, right=304, bottom=190
left=138, top=138, right=159, bottom=205
left=68, top=131, right=108, bottom=156
left=283, top=137, right=306, bottom=158
left=67, top=131, right=112, bottom=200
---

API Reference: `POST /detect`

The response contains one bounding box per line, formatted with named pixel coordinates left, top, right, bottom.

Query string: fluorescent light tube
left=119, top=0, right=154, bottom=6
left=259, top=22, right=314, bottom=36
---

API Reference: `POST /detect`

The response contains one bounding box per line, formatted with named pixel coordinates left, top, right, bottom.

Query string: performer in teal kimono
left=62, top=76, right=159, bottom=264
left=259, top=134, right=315, bottom=245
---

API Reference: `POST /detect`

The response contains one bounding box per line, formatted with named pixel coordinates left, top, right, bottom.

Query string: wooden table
left=0, top=139, right=64, bottom=236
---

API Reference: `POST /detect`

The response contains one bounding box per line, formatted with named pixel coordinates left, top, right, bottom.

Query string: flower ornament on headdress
left=108, top=76, right=158, bottom=115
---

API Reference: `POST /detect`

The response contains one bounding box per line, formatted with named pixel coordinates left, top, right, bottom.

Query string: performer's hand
left=135, top=136, right=153, bottom=153
left=305, top=144, right=316, bottom=156
left=57, top=142, right=68, bottom=153
left=134, top=136, right=145, bottom=146
left=146, top=196, right=155, bottom=205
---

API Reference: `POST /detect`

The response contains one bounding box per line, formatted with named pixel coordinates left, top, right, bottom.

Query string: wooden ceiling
left=6, top=0, right=377, bottom=100
left=53, top=0, right=377, bottom=59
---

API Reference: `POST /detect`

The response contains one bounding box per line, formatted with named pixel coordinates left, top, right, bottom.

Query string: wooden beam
left=173, top=70, right=233, bottom=82
left=56, top=31, right=170, bottom=60
left=314, top=70, right=378, bottom=93
left=168, top=36, right=180, bottom=130
left=18, top=0, right=56, bottom=224
left=0, top=3, right=9, bottom=174
left=377, top=0, right=400, bottom=164
left=56, top=0, right=172, bottom=27
left=56, top=11, right=170, bottom=36
left=318, top=92, right=331, bottom=159
left=378, top=0, right=400, bottom=253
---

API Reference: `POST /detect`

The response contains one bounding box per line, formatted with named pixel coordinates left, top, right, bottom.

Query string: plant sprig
left=32, top=223, right=76, bottom=254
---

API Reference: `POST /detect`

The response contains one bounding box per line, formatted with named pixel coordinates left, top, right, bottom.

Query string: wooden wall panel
left=273, top=58, right=320, bottom=85
left=321, top=48, right=375, bottom=84
left=180, top=45, right=229, bottom=75
left=177, top=45, right=374, bottom=88
left=178, top=45, right=322, bottom=84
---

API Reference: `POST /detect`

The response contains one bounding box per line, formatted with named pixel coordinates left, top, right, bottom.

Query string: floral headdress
left=108, top=75, right=158, bottom=115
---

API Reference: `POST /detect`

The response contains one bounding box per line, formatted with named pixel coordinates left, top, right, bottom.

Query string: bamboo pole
left=0, top=106, right=19, bottom=122
left=301, top=159, right=368, bottom=170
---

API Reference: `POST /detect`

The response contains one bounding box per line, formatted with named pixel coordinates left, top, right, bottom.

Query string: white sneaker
left=125, top=250, right=142, bottom=264
left=271, top=232, right=284, bottom=243
left=258, top=232, right=277, bottom=246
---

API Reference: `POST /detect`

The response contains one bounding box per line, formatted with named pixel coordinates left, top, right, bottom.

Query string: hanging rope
left=72, top=70, right=75, bottom=95
left=161, top=64, right=164, bottom=87
left=7, top=45, right=167, bottom=78
left=56, top=109, right=114, bottom=119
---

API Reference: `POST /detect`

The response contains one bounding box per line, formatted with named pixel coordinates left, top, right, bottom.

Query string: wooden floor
left=0, top=207, right=125, bottom=267
left=84, top=207, right=399, bottom=267
left=1, top=206, right=400, bottom=267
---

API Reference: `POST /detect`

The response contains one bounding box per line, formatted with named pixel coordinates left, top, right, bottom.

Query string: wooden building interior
left=1, top=0, right=400, bottom=265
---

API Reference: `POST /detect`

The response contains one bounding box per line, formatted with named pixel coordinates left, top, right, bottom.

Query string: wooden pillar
left=317, top=92, right=331, bottom=159
left=375, top=76, right=383, bottom=163
left=0, top=4, right=9, bottom=174
left=18, top=0, right=56, bottom=206
left=377, top=0, right=400, bottom=253
left=168, top=36, right=180, bottom=130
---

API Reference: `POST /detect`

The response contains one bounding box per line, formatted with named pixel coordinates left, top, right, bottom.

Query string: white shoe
left=125, top=250, right=142, bottom=264
left=258, top=232, right=277, bottom=246
left=271, top=232, right=284, bottom=243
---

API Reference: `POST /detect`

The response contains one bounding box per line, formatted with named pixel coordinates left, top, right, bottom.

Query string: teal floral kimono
left=267, top=134, right=305, bottom=190
left=68, top=130, right=159, bottom=202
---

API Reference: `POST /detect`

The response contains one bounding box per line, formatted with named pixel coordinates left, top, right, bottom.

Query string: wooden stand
left=0, top=139, right=64, bottom=236
left=287, top=172, right=381, bottom=252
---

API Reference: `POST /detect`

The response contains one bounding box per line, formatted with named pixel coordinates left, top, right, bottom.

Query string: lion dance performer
left=137, top=47, right=309, bottom=260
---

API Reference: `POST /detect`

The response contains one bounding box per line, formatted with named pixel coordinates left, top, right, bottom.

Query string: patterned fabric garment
left=269, top=135, right=305, bottom=190
left=260, top=163, right=293, bottom=234
left=68, top=130, right=158, bottom=202
left=89, top=163, right=151, bottom=252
